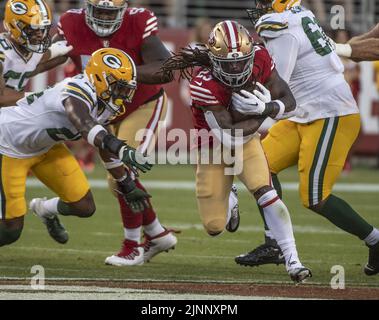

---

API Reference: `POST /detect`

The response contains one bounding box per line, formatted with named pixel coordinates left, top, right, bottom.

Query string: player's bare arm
left=334, top=24, right=379, bottom=61
left=98, top=148, right=151, bottom=213
left=264, top=69, right=296, bottom=113
left=138, top=35, right=173, bottom=84
left=28, top=35, right=72, bottom=75
left=203, top=104, right=266, bottom=136
left=348, top=39, right=379, bottom=62
left=63, top=96, right=152, bottom=173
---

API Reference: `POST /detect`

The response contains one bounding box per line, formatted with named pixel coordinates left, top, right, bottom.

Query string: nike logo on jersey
left=194, top=81, right=203, bottom=86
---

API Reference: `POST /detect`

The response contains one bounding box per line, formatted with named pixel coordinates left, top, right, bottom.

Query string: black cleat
left=44, top=216, right=69, bottom=244
left=364, top=242, right=379, bottom=276
left=235, top=243, right=285, bottom=267
left=30, top=198, right=69, bottom=244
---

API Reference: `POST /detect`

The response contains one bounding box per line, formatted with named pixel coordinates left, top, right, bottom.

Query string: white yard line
left=0, top=285, right=303, bottom=300
left=26, top=179, right=379, bottom=193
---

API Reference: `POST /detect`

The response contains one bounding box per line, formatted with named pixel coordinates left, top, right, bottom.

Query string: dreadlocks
left=161, top=45, right=212, bottom=82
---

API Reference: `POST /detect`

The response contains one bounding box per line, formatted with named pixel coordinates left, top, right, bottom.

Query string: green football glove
left=118, top=145, right=153, bottom=173
left=124, top=187, right=151, bottom=213
left=116, top=176, right=151, bottom=213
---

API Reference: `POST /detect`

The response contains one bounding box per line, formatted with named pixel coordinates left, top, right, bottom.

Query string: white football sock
left=364, top=228, right=379, bottom=246
left=124, top=227, right=141, bottom=243
left=226, top=189, right=238, bottom=227
left=257, top=190, right=302, bottom=271
left=42, top=197, right=59, bottom=216
left=265, top=230, right=275, bottom=240
left=143, top=218, right=165, bottom=238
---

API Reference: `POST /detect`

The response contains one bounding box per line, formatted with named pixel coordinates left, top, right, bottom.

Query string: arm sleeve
left=266, top=33, right=299, bottom=83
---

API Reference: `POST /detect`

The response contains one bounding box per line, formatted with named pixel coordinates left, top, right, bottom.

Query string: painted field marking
left=26, top=179, right=379, bottom=193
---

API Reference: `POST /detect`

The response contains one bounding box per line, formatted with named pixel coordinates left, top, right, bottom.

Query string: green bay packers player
left=0, top=0, right=73, bottom=106
left=0, top=47, right=152, bottom=248
left=234, top=0, right=379, bottom=276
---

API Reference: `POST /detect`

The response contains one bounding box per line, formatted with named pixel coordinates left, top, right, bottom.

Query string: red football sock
left=117, top=193, right=143, bottom=229
left=134, top=179, right=157, bottom=226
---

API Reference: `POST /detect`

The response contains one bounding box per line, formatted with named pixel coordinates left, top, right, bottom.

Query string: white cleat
left=226, top=184, right=240, bottom=233
left=288, top=267, right=312, bottom=284
left=143, top=229, right=178, bottom=262
left=105, top=239, right=144, bottom=266
left=29, top=198, right=68, bottom=244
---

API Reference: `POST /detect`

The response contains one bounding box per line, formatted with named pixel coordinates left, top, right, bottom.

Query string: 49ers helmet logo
left=10, top=2, right=28, bottom=15
left=102, top=54, right=122, bottom=69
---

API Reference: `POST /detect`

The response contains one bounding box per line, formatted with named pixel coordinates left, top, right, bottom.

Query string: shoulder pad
left=64, top=75, right=97, bottom=110
left=255, top=12, right=290, bottom=38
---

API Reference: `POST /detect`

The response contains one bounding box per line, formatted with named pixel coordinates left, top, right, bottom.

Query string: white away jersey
left=256, top=7, right=359, bottom=123
left=0, top=74, right=111, bottom=158
left=0, top=33, right=44, bottom=92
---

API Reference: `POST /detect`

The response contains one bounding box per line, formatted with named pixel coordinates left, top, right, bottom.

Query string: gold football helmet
left=85, top=47, right=137, bottom=117
left=4, top=0, right=52, bottom=53
left=248, top=0, right=302, bottom=24
left=207, top=21, right=254, bottom=88
left=85, top=0, right=128, bottom=37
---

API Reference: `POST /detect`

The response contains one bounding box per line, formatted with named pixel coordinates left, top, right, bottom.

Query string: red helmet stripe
left=223, top=20, right=240, bottom=52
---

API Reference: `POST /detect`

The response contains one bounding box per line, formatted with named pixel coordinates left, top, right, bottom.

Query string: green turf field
left=1, top=164, right=379, bottom=288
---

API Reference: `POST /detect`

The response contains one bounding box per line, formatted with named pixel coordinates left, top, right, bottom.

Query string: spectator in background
left=132, top=0, right=176, bottom=26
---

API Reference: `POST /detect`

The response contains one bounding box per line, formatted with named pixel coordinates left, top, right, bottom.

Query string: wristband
left=87, top=125, right=107, bottom=147
left=272, top=100, right=286, bottom=120
left=335, top=43, right=352, bottom=58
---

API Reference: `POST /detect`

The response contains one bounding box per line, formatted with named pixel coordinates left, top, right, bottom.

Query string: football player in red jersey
left=54, top=0, right=177, bottom=266
left=163, top=20, right=311, bottom=283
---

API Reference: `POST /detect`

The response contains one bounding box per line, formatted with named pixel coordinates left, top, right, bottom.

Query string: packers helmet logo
left=10, top=2, right=28, bottom=15
left=102, top=54, right=122, bottom=69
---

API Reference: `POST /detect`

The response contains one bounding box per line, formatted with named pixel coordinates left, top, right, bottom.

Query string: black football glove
left=116, top=176, right=151, bottom=213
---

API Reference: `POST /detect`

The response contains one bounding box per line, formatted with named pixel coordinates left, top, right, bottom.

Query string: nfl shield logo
left=103, top=40, right=110, bottom=48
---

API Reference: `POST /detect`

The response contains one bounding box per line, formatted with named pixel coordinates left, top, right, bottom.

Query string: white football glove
left=252, top=82, right=271, bottom=103
left=48, top=40, right=73, bottom=59
left=232, top=83, right=271, bottom=116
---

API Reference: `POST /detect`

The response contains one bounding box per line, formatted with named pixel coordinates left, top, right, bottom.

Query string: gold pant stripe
left=308, top=117, right=339, bottom=207
left=262, top=114, right=361, bottom=207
